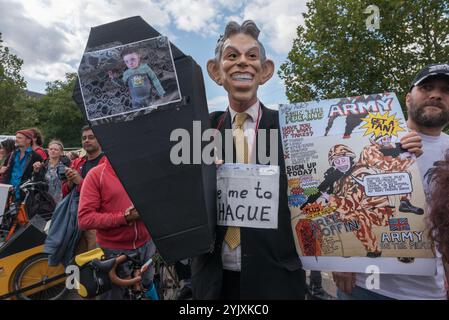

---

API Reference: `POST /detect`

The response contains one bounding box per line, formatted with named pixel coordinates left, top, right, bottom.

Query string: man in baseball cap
left=409, top=63, right=449, bottom=91
left=334, top=64, right=449, bottom=300
left=407, top=63, right=449, bottom=134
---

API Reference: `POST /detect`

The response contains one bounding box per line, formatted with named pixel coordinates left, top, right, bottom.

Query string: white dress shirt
left=221, top=100, right=262, bottom=271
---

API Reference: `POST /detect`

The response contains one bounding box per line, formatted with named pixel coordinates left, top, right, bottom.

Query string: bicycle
left=78, top=250, right=182, bottom=300
left=74, top=250, right=156, bottom=300
left=0, top=180, right=66, bottom=300
left=109, top=251, right=157, bottom=300
left=0, top=180, right=51, bottom=243
left=154, top=256, right=185, bottom=300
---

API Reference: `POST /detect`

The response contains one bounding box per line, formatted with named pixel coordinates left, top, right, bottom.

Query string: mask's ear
left=260, top=59, right=275, bottom=85
left=207, top=59, right=222, bottom=86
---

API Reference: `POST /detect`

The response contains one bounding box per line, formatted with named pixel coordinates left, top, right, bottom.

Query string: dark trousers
left=220, top=270, right=240, bottom=300
left=310, top=270, right=322, bottom=287
left=175, top=260, right=191, bottom=281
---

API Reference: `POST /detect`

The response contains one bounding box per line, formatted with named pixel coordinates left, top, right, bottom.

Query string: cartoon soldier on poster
left=301, top=144, right=395, bottom=257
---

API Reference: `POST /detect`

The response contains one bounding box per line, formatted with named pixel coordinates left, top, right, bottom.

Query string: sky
left=0, top=0, right=308, bottom=112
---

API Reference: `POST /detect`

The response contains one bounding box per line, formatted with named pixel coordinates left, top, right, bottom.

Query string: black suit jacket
left=191, top=103, right=306, bottom=299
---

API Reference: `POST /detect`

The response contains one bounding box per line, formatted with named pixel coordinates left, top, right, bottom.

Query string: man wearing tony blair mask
left=191, top=20, right=306, bottom=300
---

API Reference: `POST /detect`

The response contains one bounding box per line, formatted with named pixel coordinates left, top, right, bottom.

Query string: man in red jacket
left=78, top=157, right=157, bottom=300
left=61, top=126, right=106, bottom=253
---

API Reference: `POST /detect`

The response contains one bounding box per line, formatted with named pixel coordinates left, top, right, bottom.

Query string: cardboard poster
left=217, top=164, right=279, bottom=229
left=279, top=93, right=434, bottom=260
left=73, top=17, right=216, bottom=263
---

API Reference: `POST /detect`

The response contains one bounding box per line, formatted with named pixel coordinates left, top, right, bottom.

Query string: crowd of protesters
left=0, top=126, right=176, bottom=300
left=0, top=129, right=79, bottom=201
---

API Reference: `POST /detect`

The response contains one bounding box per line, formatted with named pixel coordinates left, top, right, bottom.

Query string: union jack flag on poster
left=389, top=218, right=411, bottom=231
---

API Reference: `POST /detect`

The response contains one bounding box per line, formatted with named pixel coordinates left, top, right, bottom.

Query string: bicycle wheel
left=13, top=253, right=67, bottom=300
left=158, top=264, right=180, bottom=300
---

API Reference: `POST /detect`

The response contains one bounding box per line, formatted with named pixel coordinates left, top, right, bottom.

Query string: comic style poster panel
left=279, top=93, right=434, bottom=259
left=78, top=36, right=182, bottom=123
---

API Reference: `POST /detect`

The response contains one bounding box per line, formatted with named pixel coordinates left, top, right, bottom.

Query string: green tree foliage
left=36, top=73, right=86, bottom=147
left=9, top=95, right=41, bottom=131
left=0, top=33, right=27, bottom=133
left=279, top=0, right=449, bottom=105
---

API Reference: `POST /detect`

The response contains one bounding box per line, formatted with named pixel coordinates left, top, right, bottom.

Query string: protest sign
left=279, top=93, right=433, bottom=262
left=217, top=164, right=279, bottom=229
left=73, top=17, right=215, bottom=263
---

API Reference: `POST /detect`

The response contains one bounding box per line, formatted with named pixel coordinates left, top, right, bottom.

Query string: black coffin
left=73, top=16, right=216, bottom=263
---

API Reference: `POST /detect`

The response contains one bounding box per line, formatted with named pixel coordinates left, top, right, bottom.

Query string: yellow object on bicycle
left=72, top=248, right=112, bottom=298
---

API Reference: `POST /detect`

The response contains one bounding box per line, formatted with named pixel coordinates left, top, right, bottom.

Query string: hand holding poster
left=279, top=93, right=433, bottom=261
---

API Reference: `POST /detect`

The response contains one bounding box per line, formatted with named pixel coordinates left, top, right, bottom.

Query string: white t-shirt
left=356, top=132, right=449, bottom=300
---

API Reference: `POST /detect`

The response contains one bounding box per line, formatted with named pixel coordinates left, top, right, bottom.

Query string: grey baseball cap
left=410, top=63, right=449, bottom=91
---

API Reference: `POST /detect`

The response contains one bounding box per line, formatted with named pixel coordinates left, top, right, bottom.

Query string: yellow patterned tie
left=224, top=112, right=249, bottom=250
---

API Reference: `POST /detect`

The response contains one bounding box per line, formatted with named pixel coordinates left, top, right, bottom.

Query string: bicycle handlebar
left=107, top=253, right=156, bottom=287
left=108, top=254, right=143, bottom=287
left=20, top=180, right=47, bottom=190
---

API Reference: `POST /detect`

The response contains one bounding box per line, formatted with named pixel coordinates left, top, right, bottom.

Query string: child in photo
left=109, top=47, right=166, bottom=109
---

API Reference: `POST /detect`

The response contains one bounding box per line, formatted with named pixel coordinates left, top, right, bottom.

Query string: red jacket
left=62, top=155, right=107, bottom=197
left=78, top=159, right=150, bottom=250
